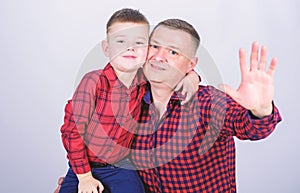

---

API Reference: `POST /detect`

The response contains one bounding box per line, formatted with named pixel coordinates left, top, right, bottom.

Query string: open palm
left=220, top=42, right=277, bottom=118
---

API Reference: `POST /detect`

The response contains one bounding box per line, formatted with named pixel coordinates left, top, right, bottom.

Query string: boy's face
left=143, top=25, right=197, bottom=89
left=102, top=22, right=149, bottom=73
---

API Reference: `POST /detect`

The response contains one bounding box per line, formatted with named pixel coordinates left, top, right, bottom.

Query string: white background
left=0, top=0, right=299, bottom=192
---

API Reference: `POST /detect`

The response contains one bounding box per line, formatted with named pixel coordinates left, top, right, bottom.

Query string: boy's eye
left=117, top=40, right=124, bottom=43
left=136, top=41, right=145, bottom=45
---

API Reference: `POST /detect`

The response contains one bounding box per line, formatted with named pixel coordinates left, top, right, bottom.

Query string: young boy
left=59, top=8, right=199, bottom=193
left=59, top=8, right=149, bottom=193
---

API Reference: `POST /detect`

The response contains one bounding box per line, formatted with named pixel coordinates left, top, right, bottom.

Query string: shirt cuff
left=69, top=159, right=91, bottom=174
left=247, top=102, right=282, bottom=124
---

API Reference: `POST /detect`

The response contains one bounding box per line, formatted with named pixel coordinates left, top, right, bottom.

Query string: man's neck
left=150, top=82, right=174, bottom=119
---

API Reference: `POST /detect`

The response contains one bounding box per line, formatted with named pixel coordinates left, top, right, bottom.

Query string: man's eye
left=169, top=50, right=178, bottom=55
left=117, top=40, right=124, bottom=43
left=150, top=44, right=158, bottom=49
left=136, top=41, right=145, bottom=45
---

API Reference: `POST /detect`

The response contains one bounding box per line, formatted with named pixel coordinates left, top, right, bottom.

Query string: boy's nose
left=127, top=45, right=135, bottom=51
left=125, top=41, right=135, bottom=51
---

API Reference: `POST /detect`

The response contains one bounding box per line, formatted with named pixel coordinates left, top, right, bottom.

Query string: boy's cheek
left=139, top=46, right=149, bottom=55
left=110, top=48, right=126, bottom=58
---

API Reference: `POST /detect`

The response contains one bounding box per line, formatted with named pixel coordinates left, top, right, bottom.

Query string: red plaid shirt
left=61, top=63, right=147, bottom=174
left=132, top=85, right=282, bottom=193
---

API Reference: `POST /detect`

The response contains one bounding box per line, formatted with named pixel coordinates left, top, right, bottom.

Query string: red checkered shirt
left=131, top=85, right=282, bottom=193
left=61, top=63, right=147, bottom=174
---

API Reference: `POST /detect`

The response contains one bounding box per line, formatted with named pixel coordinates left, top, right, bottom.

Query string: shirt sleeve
left=60, top=71, right=99, bottom=174
left=206, top=86, right=282, bottom=140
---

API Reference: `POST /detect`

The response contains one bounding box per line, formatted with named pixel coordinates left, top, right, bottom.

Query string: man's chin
left=148, top=79, right=175, bottom=89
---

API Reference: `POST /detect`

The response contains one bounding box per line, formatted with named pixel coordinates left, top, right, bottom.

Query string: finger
left=54, top=186, right=61, bottom=193
left=181, top=88, right=187, bottom=96
left=174, top=80, right=183, bottom=91
left=58, top=177, right=64, bottom=185
left=239, top=48, right=248, bottom=80
left=250, top=42, right=259, bottom=71
left=267, top=57, right=278, bottom=77
left=99, top=187, right=104, bottom=192
left=180, top=89, right=188, bottom=105
left=258, top=45, right=267, bottom=71
left=91, top=187, right=98, bottom=193
left=98, top=187, right=104, bottom=192
left=98, top=182, right=104, bottom=192
left=181, top=92, right=189, bottom=105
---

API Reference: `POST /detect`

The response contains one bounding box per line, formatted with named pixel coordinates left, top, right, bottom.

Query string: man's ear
left=101, top=39, right=110, bottom=57
left=187, top=56, right=198, bottom=73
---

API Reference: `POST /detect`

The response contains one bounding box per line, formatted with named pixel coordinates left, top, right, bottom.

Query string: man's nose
left=153, top=48, right=167, bottom=62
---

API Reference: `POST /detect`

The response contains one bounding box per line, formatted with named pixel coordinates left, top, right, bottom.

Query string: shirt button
left=107, top=148, right=112, bottom=152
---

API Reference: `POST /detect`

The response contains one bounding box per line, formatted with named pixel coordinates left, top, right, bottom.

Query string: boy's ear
left=187, top=56, right=198, bottom=73
left=101, top=39, right=110, bottom=57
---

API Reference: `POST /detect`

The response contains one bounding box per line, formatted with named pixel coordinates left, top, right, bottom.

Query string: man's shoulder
left=197, top=85, right=219, bottom=95
left=196, top=85, right=228, bottom=100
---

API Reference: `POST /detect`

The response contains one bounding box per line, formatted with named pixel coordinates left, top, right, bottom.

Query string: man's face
left=102, top=22, right=149, bottom=73
left=143, top=25, right=197, bottom=89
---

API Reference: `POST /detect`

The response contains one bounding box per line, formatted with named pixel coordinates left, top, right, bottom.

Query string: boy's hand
left=175, top=70, right=200, bottom=104
left=77, top=172, right=104, bottom=193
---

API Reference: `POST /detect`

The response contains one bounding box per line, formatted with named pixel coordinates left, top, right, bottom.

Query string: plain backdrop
left=0, top=0, right=299, bottom=192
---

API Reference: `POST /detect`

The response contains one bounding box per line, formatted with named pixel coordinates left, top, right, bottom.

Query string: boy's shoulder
left=83, top=69, right=104, bottom=78
left=78, top=68, right=107, bottom=88
left=82, top=63, right=114, bottom=80
left=82, top=64, right=111, bottom=81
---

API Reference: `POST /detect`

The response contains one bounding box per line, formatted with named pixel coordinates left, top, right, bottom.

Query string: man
left=55, top=18, right=281, bottom=193
left=131, top=19, right=281, bottom=192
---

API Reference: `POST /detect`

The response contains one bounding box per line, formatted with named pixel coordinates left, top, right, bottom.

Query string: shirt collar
left=103, top=63, right=148, bottom=89
left=143, top=88, right=189, bottom=105
left=143, top=89, right=192, bottom=117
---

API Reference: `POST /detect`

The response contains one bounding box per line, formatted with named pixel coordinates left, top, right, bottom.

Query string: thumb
left=98, top=181, right=105, bottom=192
